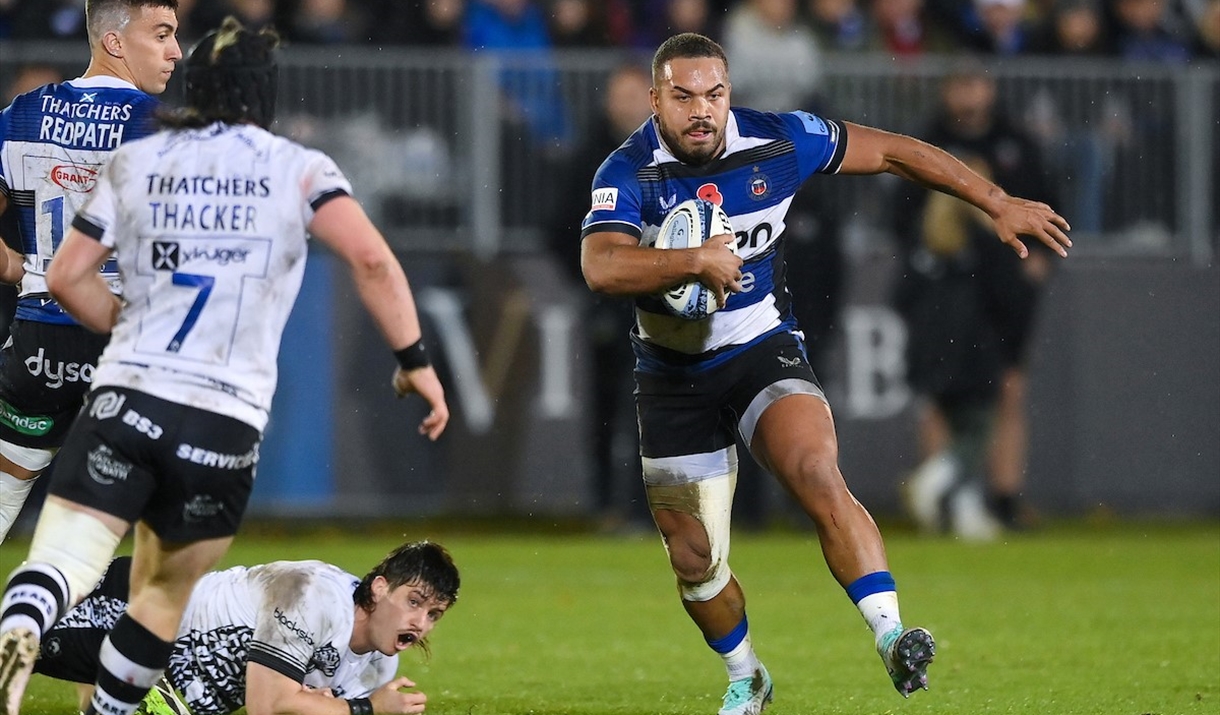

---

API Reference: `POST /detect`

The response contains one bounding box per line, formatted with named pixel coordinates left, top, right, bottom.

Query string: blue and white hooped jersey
left=0, top=76, right=159, bottom=324
left=580, top=107, right=846, bottom=373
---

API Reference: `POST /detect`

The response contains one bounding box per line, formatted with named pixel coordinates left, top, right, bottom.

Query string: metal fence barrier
left=3, top=44, right=1215, bottom=264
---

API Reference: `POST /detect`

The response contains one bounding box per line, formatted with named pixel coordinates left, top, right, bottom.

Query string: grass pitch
left=2, top=520, right=1217, bottom=714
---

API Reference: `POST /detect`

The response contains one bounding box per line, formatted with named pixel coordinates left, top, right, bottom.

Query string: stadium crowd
left=1, top=0, right=1216, bottom=61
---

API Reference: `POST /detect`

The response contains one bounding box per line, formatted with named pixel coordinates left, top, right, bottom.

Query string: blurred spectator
left=1109, top=0, right=1193, bottom=61
left=190, top=0, right=277, bottom=33
left=547, top=62, right=652, bottom=528
left=866, top=0, right=956, bottom=56
left=6, top=0, right=86, bottom=39
left=465, top=0, right=550, bottom=49
left=361, top=0, right=465, bottom=46
left=1029, top=0, right=1109, bottom=54
left=723, top=0, right=823, bottom=111
left=631, top=0, right=724, bottom=47
left=893, top=65, right=1057, bottom=538
left=4, top=63, right=62, bottom=101
left=547, top=0, right=613, bottom=46
left=287, top=0, right=356, bottom=43
left=804, top=0, right=870, bottom=51
left=966, top=0, right=1038, bottom=54
left=1189, top=0, right=1220, bottom=56
left=463, top=0, right=573, bottom=145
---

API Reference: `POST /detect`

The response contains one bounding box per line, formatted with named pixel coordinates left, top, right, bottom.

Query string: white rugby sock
left=858, top=591, right=903, bottom=645
left=0, top=471, right=38, bottom=542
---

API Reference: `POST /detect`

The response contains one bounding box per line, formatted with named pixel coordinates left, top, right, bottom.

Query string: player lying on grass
left=33, top=541, right=459, bottom=715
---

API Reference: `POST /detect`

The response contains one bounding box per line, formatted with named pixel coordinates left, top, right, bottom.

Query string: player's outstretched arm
left=308, top=194, right=449, bottom=441
left=246, top=661, right=371, bottom=715
left=837, top=121, right=1072, bottom=259
left=45, top=229, right=121, bottom=332
left=582, top=229, right=742, bottom=301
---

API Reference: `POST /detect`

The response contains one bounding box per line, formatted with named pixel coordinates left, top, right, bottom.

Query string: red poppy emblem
left=697, top=183, right=723, bottom=205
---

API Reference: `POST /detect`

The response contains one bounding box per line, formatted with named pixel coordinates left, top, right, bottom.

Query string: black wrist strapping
left=347, top=697, right=373, bottom=715
left=394, top=339, right=430, bottom=371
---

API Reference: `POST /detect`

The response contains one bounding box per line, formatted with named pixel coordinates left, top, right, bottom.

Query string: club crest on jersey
left=748, top=171, right=770, bottom=201
left=51, top=164, right=100, bottom=193
left=697, top=183, right=723, bottom=205
left=152, top=241, right=180, bottom=271
left=591, top=188, right=618, bottom=212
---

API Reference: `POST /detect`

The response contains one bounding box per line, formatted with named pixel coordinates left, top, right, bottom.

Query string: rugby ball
left=654, top=198, right=736, bottom=320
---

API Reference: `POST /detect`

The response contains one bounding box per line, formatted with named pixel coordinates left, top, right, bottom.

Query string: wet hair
left=161, top=16, right=279, bottom=129
left=354, top=541, right=461, bottom=611
left=86, top=0, right=178, bottom=46
left=651, top=32, right=729, bottom=86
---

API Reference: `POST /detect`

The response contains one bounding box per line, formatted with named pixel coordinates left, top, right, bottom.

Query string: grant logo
left=50, top=164, right=99, bottom=193
left=87, top=445, right=131, bottom=485
left=0, top=398, right=53, bottom=436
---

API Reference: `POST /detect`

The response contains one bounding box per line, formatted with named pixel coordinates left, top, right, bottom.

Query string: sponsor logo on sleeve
left=590, top=188, right=618, bottom=212
left=308, top=645, right=341, bottom=676
left=794, top=111, right=829, bottom=136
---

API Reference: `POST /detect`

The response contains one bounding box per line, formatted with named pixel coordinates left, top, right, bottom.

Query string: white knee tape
left=27, top=500, right=123, bottom=605
left=645, top=469, right=737, bottom=602
left=0, top=441, right=56, bottom=472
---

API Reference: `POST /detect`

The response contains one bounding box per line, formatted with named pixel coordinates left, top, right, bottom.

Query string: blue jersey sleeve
left=579, top=155, right=643, bottom=240
left=780, top=111, right=847, bottom=182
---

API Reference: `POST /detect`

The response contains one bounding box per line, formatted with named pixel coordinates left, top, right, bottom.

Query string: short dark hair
left=353, top=540, right=461, bottom=611
left=85, top=0, right=178, bottom=45
left=162, top=15, right=280, bottom=129
left=651, top=33, right=729, bottom=86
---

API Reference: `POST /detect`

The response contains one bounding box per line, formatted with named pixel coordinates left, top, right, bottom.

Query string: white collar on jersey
left=66, top=75, right=141, bottom=92
left=653, top=111, right=742, bottom=166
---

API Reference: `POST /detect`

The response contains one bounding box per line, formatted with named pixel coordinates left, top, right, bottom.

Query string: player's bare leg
left=650, top=499, right=772, bottom=714
left=751, top=394, right=934, bottom=696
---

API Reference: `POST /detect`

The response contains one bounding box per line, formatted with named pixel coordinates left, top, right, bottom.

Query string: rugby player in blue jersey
left=580, top=33, right=1071, bottom=715
left=0, top=0, right=182, bottom=543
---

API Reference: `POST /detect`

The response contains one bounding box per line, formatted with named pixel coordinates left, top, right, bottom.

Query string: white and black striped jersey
left=0, top=76, right=159, bottom=323
left=580, top=108, right=846, bottom=375
left=72, top=121, right=352, bottom=430
left=170, top=560, right=397, bottom=714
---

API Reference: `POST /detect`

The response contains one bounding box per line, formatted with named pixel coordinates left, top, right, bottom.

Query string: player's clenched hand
left=990, top=195, right=1072, bottom=259
left=392, top=366, right=449, bottom=441
left=371, top=676, right=428, bottom=714
left=696, top=232, right=744, bottom=309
